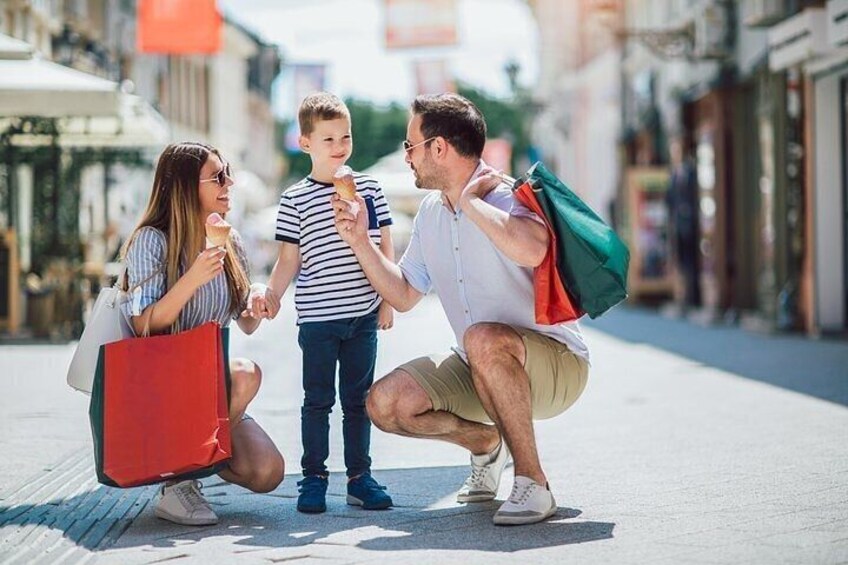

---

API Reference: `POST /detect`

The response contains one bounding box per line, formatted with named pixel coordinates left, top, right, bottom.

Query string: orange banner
left=137, top=0, right=222, bottom=54
left=385, top=0, right=458, bottom=49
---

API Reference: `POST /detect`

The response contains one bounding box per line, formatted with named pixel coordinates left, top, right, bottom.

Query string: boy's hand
left=377, top=300, right=394, bottom=330
left=332, top=194, right=369, bottom=249
left=245, top=283, right=280, bottom=319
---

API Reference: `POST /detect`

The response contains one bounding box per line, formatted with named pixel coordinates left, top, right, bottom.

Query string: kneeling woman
left=121, top=141, right=284, bottom=526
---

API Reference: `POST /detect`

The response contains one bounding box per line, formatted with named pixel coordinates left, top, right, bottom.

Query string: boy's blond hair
left=298, top=92, right=350, bottom=136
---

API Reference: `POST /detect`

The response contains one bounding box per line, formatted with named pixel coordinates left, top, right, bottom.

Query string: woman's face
left=197, top=153, right=233, bottom=218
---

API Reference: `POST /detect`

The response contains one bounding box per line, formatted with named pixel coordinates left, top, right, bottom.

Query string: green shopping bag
left=516, top=162, right=629, bottom=318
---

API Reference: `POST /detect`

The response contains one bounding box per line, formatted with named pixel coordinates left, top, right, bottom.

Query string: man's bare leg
left=464, top=323, right=546, bottom=486
left=366, top=370, right=500, bottom=456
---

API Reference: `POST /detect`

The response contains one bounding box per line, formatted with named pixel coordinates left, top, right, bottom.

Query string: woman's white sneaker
left=493, top=476, right=557, bottom=526
left=154, top=480, right=218, bottom=526
left=457, top=441, right=511, bottom=503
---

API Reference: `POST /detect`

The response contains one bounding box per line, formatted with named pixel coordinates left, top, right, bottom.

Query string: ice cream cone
left=333, top=166, right=357, bottom=201
left=205, top=213, right=231, bottom=248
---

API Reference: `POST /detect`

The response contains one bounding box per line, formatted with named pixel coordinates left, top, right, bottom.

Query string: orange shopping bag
left=514, top=181, right=583, bottom=325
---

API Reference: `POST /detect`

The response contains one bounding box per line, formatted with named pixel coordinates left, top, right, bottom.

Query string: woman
left=121, top=141, right=284, bottom=526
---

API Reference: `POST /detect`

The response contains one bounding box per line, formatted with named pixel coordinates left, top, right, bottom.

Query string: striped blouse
left=275, top=173, right=393, bottom=324
left=121, top=226, right=250, bottom=330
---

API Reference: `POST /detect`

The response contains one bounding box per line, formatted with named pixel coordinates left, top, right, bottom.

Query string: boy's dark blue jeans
left=298, top=310, right=378, bottom=478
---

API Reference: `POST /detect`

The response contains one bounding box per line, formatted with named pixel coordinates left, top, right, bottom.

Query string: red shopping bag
left=89, top=322, right=232, bottom=488
left=514, top=181, right=583, bottom=325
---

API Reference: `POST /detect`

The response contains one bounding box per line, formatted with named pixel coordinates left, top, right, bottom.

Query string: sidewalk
left=1, top=298, right=847, bottom=564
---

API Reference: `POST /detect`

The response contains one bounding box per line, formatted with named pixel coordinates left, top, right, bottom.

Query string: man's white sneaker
left=154, top=480, right=218, bottom=526
left=493, top=476, right=557, bottom=526
left=457, top=441, right=510, bottom=503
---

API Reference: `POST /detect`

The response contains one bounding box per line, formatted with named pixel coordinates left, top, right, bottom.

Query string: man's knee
left=366, top=370, right=425, bottom=433
left=366, top=375, right=400, bottom=431
left=464, top=323, right=523, bottom=368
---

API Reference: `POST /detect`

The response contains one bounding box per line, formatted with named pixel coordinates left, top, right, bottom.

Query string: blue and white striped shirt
left=122, top=226, right=250, bottom=330
left=276, top=173, right=393, bottom=324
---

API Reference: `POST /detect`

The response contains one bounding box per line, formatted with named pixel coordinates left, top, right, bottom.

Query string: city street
left=1, top=296, right=847, bottom=564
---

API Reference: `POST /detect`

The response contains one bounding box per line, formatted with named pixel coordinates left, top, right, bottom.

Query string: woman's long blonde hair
left=122, top=142, right=250, bottom=320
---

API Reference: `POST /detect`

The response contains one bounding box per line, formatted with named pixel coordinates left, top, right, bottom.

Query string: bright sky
left=219, top=0, right=539, bottom=119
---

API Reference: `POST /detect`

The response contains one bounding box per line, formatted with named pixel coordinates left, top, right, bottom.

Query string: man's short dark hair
left=411, top=93, right=487, bottom=159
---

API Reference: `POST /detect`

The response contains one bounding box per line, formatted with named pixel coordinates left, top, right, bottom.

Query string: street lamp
left=53, top=24, right=80, bottom=67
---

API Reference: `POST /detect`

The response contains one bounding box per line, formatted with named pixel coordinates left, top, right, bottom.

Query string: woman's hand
left=185, top=247, right=226, bottom=289
left=377, top=300, right=394, bottom=330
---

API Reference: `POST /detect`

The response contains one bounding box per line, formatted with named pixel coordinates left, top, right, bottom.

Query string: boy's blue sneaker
left=297, top=476, right=328, bottom=513
left=346, top=474, right=393, bottom=510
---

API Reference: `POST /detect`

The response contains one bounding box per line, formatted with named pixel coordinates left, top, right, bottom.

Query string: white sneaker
left=493, top=476, right=557, bottom=526
left=154, top=480, right=218, bottom=526
left=457, top=441, right=511, bottom=503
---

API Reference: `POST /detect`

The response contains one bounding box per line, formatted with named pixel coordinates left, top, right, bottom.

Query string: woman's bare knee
left=248, top=453, right=284, bottom=493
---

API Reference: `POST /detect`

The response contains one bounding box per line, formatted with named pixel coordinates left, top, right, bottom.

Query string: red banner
left=137, top=0, right=222, bottom=54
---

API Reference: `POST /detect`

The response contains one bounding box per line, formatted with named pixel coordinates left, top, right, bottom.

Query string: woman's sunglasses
left=200, top=164, right=232, bottom=187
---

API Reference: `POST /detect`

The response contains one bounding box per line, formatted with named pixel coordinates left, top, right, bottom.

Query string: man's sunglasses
left=200, top=164, right=232, bottom=187
left=403, top=137, right=436, bottom=153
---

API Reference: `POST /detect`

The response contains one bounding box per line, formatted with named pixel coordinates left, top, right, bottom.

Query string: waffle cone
left=205, top=223, right=231, bottom=247
left=333, top=174, right=357, bottom=200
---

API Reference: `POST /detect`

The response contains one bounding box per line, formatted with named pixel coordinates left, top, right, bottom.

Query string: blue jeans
left=298, top=311, right=378, bottom=478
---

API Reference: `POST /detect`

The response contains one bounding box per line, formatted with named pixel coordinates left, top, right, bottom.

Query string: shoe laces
left=176, top=480, right=209, bottom=509
left=507, top=481, right=535, bottom=505
left=466, top=463, right=490, bottom=487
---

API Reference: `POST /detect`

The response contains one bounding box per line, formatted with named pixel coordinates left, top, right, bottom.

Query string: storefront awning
left=0, top=33, right=169, bottom=147
left=0, top=33, right=120, bottom=118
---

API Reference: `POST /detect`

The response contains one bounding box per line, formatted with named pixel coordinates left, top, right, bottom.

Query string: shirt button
left=464, top=310, right=469, bottom=314
left=459, top=279, right=463, bottom=283
left=454, top=247, right=459, bottom=251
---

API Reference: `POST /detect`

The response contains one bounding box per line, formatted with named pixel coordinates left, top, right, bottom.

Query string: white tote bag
left=66, top=285, right=135, bottom=394
left=66, top=266, right=161, bottom=394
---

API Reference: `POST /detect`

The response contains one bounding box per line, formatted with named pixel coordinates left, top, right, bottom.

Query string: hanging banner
left=285, top=64, right=328, bottom=151
left=385, top=0, right=458, bottom=49
left=137, top=0, right=222, bottom=54
left=413, top=59, right=455, bottom=95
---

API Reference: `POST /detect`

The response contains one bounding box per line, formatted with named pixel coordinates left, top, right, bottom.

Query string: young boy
left=268, top=92, right=394, bottom=513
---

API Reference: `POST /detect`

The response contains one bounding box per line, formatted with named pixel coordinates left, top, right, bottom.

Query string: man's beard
left=412, top=159, right=444, bottom=190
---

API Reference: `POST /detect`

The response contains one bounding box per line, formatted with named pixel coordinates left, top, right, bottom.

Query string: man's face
left=404, top=115, right=445, bottom=190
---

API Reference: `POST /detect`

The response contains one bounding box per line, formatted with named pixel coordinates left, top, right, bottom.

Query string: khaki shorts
left=398, top=327, right=589, bottom=424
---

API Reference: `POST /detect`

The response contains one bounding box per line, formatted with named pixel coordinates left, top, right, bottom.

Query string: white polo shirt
left=397, top=162, right=590, bottom=363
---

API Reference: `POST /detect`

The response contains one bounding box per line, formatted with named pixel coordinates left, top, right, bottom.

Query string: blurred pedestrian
left=332, top=93, right=590, bottom=526
left=121, top=141, right=284, bottom=526
left=665, top=139, right=701, bottom=310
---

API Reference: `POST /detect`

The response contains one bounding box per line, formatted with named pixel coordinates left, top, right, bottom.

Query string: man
left=665, top=138, right=701, bottom=310
left=332, top=93, right=591, bottom=526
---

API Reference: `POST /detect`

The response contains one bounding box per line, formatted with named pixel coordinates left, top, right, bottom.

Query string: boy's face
left=300, top=117, right=352, bottom=171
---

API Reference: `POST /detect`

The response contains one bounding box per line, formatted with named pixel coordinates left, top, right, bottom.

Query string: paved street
left=1, top=296, right=847, bottom=564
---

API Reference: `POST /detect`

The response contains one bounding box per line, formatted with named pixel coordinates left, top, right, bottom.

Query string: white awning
left=0, top=34, right=169, bottom=147
left=0, top=94, right=169, bottom=149
left=0, top=33, right=120, bottom=118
